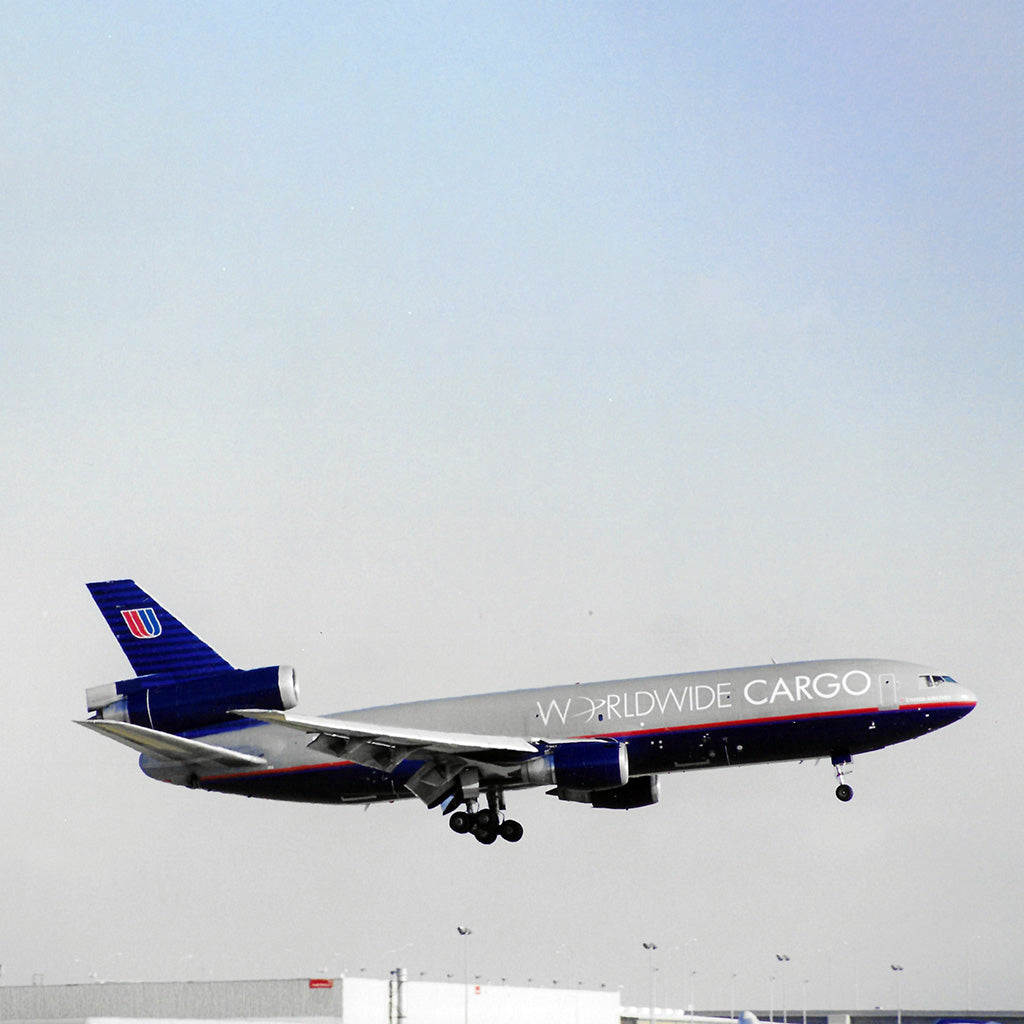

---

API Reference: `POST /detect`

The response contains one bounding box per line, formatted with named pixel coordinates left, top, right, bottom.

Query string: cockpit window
left=920, top=674, right=958, bottom=687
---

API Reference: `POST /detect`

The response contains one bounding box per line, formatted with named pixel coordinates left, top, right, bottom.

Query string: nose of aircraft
left=940, top=677, right=977, bottom=720
left=956, top=682, right=978, bottom=712
left=915, top=670, right=976, bottom=721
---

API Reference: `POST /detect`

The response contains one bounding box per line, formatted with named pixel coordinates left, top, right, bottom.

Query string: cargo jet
left=78, top=580, right=976, bottom=845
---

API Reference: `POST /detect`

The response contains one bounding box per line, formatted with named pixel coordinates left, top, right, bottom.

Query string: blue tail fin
left=87, top=580, right=234, bottom=677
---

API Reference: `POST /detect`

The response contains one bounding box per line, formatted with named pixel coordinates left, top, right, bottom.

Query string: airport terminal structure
left=0, top=974, right=1016, bottom=1024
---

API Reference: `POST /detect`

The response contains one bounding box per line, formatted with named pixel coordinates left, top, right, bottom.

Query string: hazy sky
left=2, top=0, right=1022, bottom=1013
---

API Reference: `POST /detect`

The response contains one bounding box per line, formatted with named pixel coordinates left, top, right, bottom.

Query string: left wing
left=236, top=709, right=539, bottom=757
left=236, top=708, right=541, bottom=807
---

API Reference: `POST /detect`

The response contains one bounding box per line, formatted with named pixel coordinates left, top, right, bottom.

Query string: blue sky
left=2, top=0, right=1022, bottom=1012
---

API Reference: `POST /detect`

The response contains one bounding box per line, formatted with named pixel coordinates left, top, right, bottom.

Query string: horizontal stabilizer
left=77, top=719, right=266, bottom=769
left=235, top=709, right=539, bottom=760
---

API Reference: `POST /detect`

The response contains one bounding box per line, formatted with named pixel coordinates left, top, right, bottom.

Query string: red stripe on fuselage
left=579, top=698, right=972, bottom=741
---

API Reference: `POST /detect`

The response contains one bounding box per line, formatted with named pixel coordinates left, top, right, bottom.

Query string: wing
left=236, top=709, right=539, bottom=757
left=77, top=719, right=267, bottom=770
left=236, top=708, right=541, bottom=807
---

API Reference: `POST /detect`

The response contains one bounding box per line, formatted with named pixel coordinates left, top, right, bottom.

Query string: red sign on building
left=309, top=979, right=334, bottom=989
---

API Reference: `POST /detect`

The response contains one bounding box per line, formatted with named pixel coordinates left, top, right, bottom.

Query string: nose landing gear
left=832, top=750, right=853, bottom=801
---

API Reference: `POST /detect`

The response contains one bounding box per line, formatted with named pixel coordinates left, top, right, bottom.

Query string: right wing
left=76, top=719, right=267, bottom=770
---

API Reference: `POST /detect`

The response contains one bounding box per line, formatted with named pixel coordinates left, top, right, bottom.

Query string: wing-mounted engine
left=589, top=774, right=659, bottom=808
left=549, top=771, right=660, bottom=809
left=85, top=665, right=298, bottom=734
left=521, top=739, right=628, bottom=792
left=520, top=740, right=660, bottom=809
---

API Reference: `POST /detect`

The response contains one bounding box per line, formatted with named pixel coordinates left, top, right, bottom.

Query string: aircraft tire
left=474, top=823, right=499, bottom=844
left=476, top=808, right=499, bottom=830
left=499, top=819, right=524, bottom=843
left=449, top=811, right=473, bottom=833
left=835, top=784, right=853, bottom=802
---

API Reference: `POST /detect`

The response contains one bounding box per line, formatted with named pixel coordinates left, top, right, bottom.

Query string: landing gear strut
left=447, top=789, right=523, bottom=844
left=832, top=750, right=853, bottom=802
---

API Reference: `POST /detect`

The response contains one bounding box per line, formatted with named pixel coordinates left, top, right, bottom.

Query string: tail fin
left=87, top=580, right=233, bottom=676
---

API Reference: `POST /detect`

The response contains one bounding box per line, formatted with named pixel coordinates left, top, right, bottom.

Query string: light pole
left=775, top=955, right=790, bottom=1024
left=684, top=939, right=697, bottom=1015
left=891, top=965, right=904, bottom=1024
left=643, top=942, right=658, bottom=1024
left=966, top=935, right=980, bottom=1011
left=458, top=927, right=472, bottom=1024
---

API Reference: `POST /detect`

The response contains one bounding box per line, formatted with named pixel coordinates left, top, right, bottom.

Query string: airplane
left=77, top=579, right=977, bottom=845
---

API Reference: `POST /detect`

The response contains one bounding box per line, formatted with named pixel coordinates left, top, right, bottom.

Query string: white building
left=0, top=975, right=622, bottom=1024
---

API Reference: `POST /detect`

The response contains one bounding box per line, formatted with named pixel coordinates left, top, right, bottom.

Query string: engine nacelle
left=589, top=774, right=659, bottom=809
left=522, top=740, right=628, bottom=792
left=86, top=665, right=298, bottom=734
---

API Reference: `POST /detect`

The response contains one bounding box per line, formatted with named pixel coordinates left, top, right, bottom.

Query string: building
left=0, top=976, right=1016, bottom=1024
left=0, top=975, right=620, bottom=1024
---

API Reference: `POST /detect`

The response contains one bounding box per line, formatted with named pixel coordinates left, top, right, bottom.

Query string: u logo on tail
left=121, top=607, right=162, bottom=639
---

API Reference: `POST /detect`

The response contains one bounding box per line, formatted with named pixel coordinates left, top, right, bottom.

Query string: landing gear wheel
left=835, top=783, right=853, bottom=802
left=473, top=821, right=499, bottom=844
left=499, top=819, right=524, bottom=843
left=449, top=810, right=473, bottom=834
left=447, top=790, right=520, bottom=844
left=475, top=808, right=500, bottom=830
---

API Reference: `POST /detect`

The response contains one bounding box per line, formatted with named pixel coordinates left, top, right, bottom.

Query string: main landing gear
left=832, top=750, right=854, bottom=802
left=447, top=790, right=524, bottom=844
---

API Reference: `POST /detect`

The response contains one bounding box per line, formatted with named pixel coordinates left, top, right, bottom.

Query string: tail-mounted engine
left=85, top=665, right=298, bottom=734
